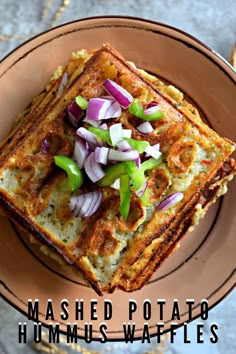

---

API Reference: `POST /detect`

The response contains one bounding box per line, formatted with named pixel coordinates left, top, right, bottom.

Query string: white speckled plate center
left=0, top=17, right=235, bottom=341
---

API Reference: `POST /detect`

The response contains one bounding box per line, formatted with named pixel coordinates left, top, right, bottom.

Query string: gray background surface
left=0, top=1, right=235, bottom=353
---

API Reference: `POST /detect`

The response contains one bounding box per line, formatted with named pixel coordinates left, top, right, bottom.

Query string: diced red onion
left=137, top=121, right=153, bottom=134
left=70, top=190, right=102, bottom=218
left=153, top=142, right=160, bottom=150
left=103, top=79, right=133, bottom=108
left=57, top=71, right=68, bottom=96
left=145, top=101, right=160, bottom=109
left=69, top=194, right=79, bottom=212
left=157, top=192, right=184, bottom=211
left=108, top=149, right=139, bottom=162
left=145, top=143, right=160, bottom=157
left=41, top=138, right=50, bottom=154
left=111, top=178, right=120, bottom=190
left=144, top=105, right=160, bottom=115
left=87, top=190, right=102, bottom=217
left=109, top=123, right=124, bottom=146
left=122, top=129, right=132, bottom=138
left=82, top=193, right=97, bottom=217
left=73, top=137, right=89, bottom=169
left=86, top=97, right=121, bottom=121
left=68, top=100, right=83, bottom=127
left=94, top=147, right=109, bottom=165
left=70, top=194, right=85, bottom=216
left=135, top=157, right=141, bottom=170
left=83, top=118, right=101, bottom=127
left=86, top=98, right=109, bottom=121
left=105, top=98, right=122, bottom=119
left=86, top=140, right=96, bottom=151
left=136, top=180, right=147, bottom=197
left=145, top=144, right=162, bottom=160
left=100, top=123, right=108, bottom=130
left=117, top=140, right=131, bottom=151
left=76, top=127, right=102, bottom=146
left=84, top=152, right=105, bottom=182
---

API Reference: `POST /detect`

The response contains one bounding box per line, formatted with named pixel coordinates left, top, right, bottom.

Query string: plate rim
left=0, top=15, right=235, bottom=342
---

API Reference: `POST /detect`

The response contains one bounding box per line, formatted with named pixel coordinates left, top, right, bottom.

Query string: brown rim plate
left=0, top=16, right=235, bottom=341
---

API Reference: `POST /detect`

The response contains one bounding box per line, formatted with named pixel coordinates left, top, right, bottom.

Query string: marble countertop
left=0, top=1, right=235, bottom=353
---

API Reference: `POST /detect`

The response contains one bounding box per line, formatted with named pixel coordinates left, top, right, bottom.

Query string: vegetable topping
left=54, top=156, right=84, bottom=192
left=119, top=174, right=131, bottom=221
left=129, top=98, right=164, bottom=121
left=103, top=79, right=133, bottom=108
left=54, top=79, right=182, bottom=219
left=156, top=192, right=184, bottom=211
left=70, top=191, right=102, bottom=217
left=86, top=97, right=121, bottom=121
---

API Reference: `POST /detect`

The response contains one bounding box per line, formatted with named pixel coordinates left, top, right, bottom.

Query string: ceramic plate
left=0, top=17, right=235, bottom=341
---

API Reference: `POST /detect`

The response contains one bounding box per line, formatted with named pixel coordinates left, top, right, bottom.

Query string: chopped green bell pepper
left=88, top=127, right=112, bottom=146
left=129, top=98, right=144, bottom=118
left=54, top=155, right=84, bottom=192
left=124, top=138, right=149, bottom=153
left=129, top=98, right=164, bottom=121
left=141, top=157, right=162, bottom=172
left=124, top=161, right=153, bottom=206
left=119, top=174, right=130, bottom=221
left=75, top=95, right=88, bottom=110
left=97, top=162, right=127, bottom=186
left=140, top=188, right=152, bottom=206
left=125, top=158, right=162, bottom=206
left=125, top=161, right=146, bottom=191
left=139, top=157, right=162, bottom=206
